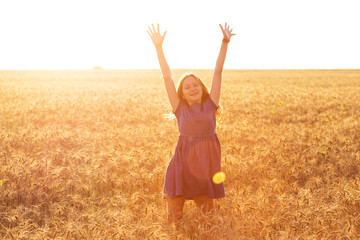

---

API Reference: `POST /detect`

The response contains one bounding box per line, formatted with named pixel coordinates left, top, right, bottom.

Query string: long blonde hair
left=166, top=72, right=222, bottom=123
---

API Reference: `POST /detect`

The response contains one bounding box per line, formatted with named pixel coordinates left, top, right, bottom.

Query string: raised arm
left=147, top=24, right=179, bottom=112
left=210, top=23, right=235, bottom=106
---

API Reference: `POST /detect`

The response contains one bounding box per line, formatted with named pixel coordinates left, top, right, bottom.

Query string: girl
left=147, top=23, right=235, bottom=226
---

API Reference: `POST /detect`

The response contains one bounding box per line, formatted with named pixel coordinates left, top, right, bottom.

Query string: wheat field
left=1, top=69, right=360, bottom=239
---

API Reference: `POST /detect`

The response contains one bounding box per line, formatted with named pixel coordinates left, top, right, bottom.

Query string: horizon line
left=0, top=68, right=359, bottom=71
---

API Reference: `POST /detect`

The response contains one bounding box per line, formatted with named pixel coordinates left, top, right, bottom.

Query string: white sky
left=0, top=0, right=359, bottom=70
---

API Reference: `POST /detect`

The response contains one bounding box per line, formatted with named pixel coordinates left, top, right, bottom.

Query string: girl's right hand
left=147, top=24, right=167, bottom=48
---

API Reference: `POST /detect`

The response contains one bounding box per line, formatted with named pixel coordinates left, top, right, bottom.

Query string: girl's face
left=182, top=76, right=203, bottom=105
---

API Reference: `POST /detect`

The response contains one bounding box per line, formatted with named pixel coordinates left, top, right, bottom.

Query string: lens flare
left=212, top=172, right=226, bottom=184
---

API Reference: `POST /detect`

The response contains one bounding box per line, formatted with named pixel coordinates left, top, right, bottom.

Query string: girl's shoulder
left=204, top=95, right=219, bottom=110
left=173, top=99, right=186, bottom=115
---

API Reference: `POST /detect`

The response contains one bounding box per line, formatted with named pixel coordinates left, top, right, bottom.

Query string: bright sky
left=0, top=0, right=359, bottom=70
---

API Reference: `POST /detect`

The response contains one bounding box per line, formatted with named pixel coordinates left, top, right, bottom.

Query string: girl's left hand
left=147, top=24, right=167, bottom=48
left=219, top=23, right=236, bottom=41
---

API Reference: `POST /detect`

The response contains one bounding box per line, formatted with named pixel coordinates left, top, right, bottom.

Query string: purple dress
left=163, top=96, right=225, bottom=199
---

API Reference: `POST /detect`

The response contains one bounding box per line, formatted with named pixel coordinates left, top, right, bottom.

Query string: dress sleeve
left=173, top=99, right=184, bottom=116
left=207, top=96, right=219, bottom=110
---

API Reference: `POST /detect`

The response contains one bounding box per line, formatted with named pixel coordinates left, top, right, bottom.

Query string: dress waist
left=179, top=133, right=217, bottom=138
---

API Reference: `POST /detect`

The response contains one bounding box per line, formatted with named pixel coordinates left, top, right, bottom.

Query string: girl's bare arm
left=210, top=23, right=235, bottom=106
left=148, top=24, right=179, bottom=112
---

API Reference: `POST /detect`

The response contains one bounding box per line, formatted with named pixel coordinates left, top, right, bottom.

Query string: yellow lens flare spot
left=213, top=172, right=226, bottom=184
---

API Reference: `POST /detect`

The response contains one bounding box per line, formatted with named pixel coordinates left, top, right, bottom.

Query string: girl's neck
left=187, top=99, right=201, bottom=106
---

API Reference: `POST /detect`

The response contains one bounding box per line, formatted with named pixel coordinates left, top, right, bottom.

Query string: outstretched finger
left=157, top=24, right=160, bottom=33
left=147, top=26, right=153, bottom=35
left=219, top=24, right=225, bottom=34
left=163, top=30, right=167, bottom=39
left=152, top=24, right=156, bottom=33
left=147, top=29, right=153, bottom=38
